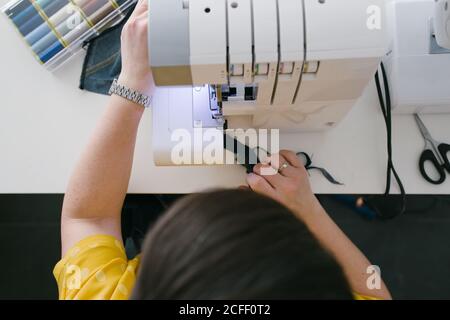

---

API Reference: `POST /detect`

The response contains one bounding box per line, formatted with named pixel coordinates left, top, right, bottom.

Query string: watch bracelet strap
left=108, top=79, right=152, bottom=108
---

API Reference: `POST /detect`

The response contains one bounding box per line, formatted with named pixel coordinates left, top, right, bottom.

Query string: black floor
left=322, top=195, right=450, bottom=300
left=0, top=194, right=449, bottom=300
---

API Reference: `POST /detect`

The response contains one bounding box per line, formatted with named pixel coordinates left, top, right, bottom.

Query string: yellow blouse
left=53, top=235, right=139, bottom=300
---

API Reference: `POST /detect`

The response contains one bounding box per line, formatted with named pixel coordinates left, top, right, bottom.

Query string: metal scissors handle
left=415, top=114, right=450, bottom=185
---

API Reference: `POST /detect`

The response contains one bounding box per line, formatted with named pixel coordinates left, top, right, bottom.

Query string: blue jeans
left=79, top=5, right=135, bottom=95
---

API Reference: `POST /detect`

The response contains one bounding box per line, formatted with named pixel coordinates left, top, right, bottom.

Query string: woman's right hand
left=246, top=150, right=321, bottom=219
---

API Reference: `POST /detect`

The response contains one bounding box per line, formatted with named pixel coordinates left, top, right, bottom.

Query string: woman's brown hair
left=132, top=189, right=353, bottom=299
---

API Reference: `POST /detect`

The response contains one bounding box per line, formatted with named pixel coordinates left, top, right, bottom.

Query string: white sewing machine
left=384, top=0, right=450, bottom=114
left=148, top=0, right=389, bottom=165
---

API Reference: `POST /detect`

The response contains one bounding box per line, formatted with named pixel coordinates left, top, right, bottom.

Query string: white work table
left=1, top=7, right=450, bottom=195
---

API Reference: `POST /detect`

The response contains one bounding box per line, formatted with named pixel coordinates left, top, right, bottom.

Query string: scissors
left=414, top=114, right=450, bottom=185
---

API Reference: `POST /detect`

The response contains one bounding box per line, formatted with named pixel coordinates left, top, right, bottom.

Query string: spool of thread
left=24, top=21, right=51, bottom=45
left=17, top=0, right=66, bottom=37
left=82, top=0, right=110, bottom=16
left=39, top=40, right=65, bottom=63
left=90, top=2, right=116, bottom=25
left=36, top=0, right=68, bottom=19
left=16, top=7, right=45, bottom=36
left=72, top=0, right=93, bottom=8
left=31, top=28, right=62, bottom=54
left=9, top=0, right=35, bottom=29
left=48, top=3, right=78, bottom=28
left=26, top=2, right=76, bottom=46
left=34, top=0, right=54, bottom=11
left=70, top=0, right=96, bottom=26
left=5, top=0, right=31, bottom=17
left=5, top=0, right=132, bottom=66
left=63, top=20, right=91, bottom=44
left=54, top=10, right=85, bottom=44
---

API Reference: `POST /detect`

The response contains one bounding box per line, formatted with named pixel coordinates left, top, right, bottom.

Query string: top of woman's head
left=132, top=189, right=353, bottom=300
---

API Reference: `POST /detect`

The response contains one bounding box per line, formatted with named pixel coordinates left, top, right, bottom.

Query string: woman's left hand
left=118, top=0, right=155, bottom=96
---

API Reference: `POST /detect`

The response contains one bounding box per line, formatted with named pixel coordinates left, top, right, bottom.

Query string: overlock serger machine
left=148, top=0, right=388, bottom=165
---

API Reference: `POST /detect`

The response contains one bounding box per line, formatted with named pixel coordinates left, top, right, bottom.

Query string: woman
left=54, top=0, right=391, bottom=300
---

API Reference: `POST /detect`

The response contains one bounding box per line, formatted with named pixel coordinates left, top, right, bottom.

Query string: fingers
left=130, top=0, right=148, bottom=19
left=267, top=153, right=288, bottom=171
left=123, top=7, right=148, bottom=35
left=280, top=150, right=303, bottom=168
left=134, top=11, right=149, bottom=32
left=135, top=10, right=149, bottom=21
left=264, top=153, right=297, bottom=178
left=129, top=0, right=149, bottom=24
left=247, top=150, right=308, bottom=200
left=246, top=173, right=277, bottom=199
left=277, top=163, right=299, bottom=178
left=253, top=163, right=286, bottom=188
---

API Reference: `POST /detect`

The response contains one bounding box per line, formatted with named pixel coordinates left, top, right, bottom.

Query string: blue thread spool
left=31, top=29, right=61, bottom=55
left=17, top=8, right=45, bottom=36
left=5, top=0, right=31, bottom=16
left=24, top=21, right=51, bottom=46
left=8, top=1, right=35, bottom=30
left=38, top=40, right=65, bottom=63
left=34, top=0, right=54, bottom=11
left=37, top=0, right=68, bottom=18
left=25, top=1, right=71, bottom=46
left=39, top=41, right=64, bottom=63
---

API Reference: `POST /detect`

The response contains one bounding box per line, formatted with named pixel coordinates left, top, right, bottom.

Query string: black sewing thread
left=374, top=62, right=407, bottom=218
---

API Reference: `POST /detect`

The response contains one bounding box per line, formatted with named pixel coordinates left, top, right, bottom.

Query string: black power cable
left=370, top=62, right=407, bottom=219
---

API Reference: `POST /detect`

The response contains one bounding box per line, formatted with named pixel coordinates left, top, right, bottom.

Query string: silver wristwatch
left=108, top=79, right=152, bottom=108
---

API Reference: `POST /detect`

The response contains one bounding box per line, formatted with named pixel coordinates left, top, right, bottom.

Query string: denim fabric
left=79, top=5, right=135, bottom=95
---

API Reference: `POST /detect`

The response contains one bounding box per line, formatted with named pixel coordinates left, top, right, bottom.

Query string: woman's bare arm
left=247, top=150, right=392, bottom=299
left=61, top=0, right=153, bottom=256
